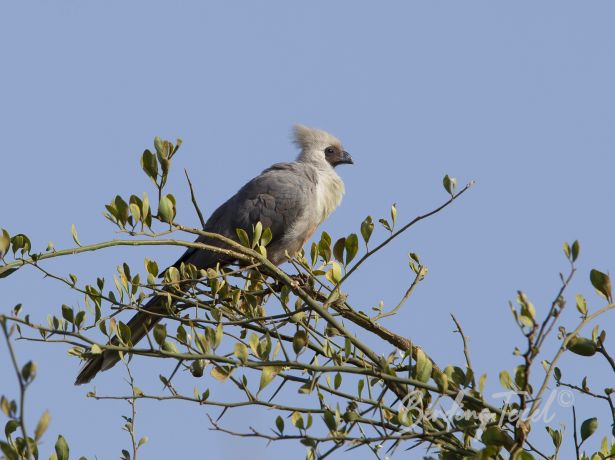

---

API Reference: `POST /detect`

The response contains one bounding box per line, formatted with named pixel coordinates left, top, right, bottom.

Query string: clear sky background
left=1, top=1, right=614, bottom=458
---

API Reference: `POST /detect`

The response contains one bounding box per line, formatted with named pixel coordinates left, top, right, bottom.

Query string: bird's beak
left=338, top=150, right=353, bottom=165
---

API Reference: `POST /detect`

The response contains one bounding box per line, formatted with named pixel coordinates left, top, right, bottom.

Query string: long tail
left=75, top=231, right=234, bottom=385
left=74, top=294, right=169, bottom=385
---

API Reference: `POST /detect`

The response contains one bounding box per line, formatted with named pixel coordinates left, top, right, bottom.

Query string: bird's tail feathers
left=74, top=294, right=167, bottom=385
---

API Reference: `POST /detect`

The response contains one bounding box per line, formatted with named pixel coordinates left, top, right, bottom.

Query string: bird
left=75, top=124, right=353, bottom=385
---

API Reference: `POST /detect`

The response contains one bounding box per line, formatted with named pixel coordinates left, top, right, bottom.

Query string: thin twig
left=184, top=169, right=206, bottom=229
left=450, top=314, right=476, bottom=388
left=572, top=406, right=580, bottom=460
left=597, top=345, right=615, bottom=373
left=372, top=266, right=425, bottom=321
left=0, top=320, right=34, bottom=460
left=534, top=263, right=576, bottom=354
left=122, top=361, right=140, bottom=460
left=529, top=302, right=615, bottom=419
left=340, top=181, right=474, bottom=284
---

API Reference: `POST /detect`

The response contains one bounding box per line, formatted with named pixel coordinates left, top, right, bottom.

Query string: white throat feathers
left=292, top=124, right=347, bottom=223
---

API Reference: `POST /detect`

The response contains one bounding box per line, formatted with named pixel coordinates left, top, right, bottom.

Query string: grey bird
left=75, top=124, right=353, bottom=385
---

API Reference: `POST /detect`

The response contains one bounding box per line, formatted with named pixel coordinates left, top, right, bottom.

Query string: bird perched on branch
left=75, top=124, right=353, bottom=384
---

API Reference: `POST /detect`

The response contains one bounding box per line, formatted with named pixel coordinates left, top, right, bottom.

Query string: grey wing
left=176, top=163, right=315, bottom=269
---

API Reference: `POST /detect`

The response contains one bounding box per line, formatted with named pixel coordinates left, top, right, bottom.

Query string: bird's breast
left=314, top=170, right=345, bottom=224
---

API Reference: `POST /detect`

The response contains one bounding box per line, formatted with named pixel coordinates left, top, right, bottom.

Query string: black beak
left=338, top=150, right=353, bottom=165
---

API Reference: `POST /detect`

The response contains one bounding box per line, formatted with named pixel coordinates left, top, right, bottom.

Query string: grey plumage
left=75, top=124, right=353, bottom=385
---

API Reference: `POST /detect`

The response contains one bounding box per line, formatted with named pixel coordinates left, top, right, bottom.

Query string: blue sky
left=1, top=1, right=614, bottom=458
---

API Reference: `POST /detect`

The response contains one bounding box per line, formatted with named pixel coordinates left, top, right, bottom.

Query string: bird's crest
left=293, top=124, right=342, bottom=152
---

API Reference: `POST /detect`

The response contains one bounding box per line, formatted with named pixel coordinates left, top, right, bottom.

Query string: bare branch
left=184, top=168, right=207, bottom=229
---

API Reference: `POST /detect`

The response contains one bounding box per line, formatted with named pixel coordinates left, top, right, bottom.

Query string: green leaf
left=172, top=139, right=182, bottom=156
left=479, top=373, right=487, bottom=394
left=114, top=195, right=129, bottom=226
left=210, top=365, right=233, bottom=381
left=71, top=224, right=81, bottom=246
left=357, top=379, right=365, bottom=398
left=236, top=228, right=250, bottom=247
left=275, top=415, right=284, bottom=434
left=141, top=149, right=158, bottom=184
left=258, top=366, right=281, bottom=392
left=153, top=324, right=166, bottom=346
left=34, top=410, right=51, bottom=441
left=0, top=229, right=10, bottom=258
left=21, top=361, right=37, bottom=382
left=318, top=232, right=331, bottom=262
left=571, top=240, right=580, bottom=261
left=10, top=234, right=31, bottom=255
left=444, top=365, right=467, bottom=386
left=345, top=233, right=359, bottom=264
left=145, top=258, right=159, bottom=277
left=195, top=334, right=210, bottom=353
left=117, top=321, right=132, bottom=345
left=257, top=333, right=272, bottom=359
left=576, top=294, right=588, bottom=316
left=61, top=304, right=74, bottom=323
left=378, top=218, right=392, bottom=232
left=4, top=419, right=18, bottom=438
left=129, top=202, right=141, bottom=225
left=55, top=435, right=70, bottom=460
left=154, top=136, right=166, bottom=158
left=566, top=336, right=597, bottom=357
left=580, top=417, right=598, bottom=441
left=415, top=349, right=432, bottom=383
left=74, top=310, right=86, bottom=329
left=443, top=174, right=456, bottom=195
left=214, top=322, right=223, bottom=350
left=142, top=192, right=152, bottom=227
left=165, top=266, right=180, bottom=285
left=159, top=157, right=170, bottom=183
left=161, top=340, right=178, bottom=353
left=234, top=343, right=248, bottom=363
left=158, top=194, right=176, bottom=224
left=545, top=426, right=562, bottom=448
left=590, top=269, right=612, bottom=302
left=252, top=221, right=263, bottom=248
left=308, top=242, right=318, bottom=266
left=333, top=238, right=346, bottom=264
left=190, top=359, right=204, bottom=377
left=260, top=227, right=273, bottom=246
left=511, top=451, right=535, bottom=460
left=292, top=330, right=308, bottom=354
left=481, top=426, right=513, bottom=448
left=499, top=370, right=514, bottom=389
left=326, top=262, right=342, bottom=284
left=323, top=410, right=337, bottom=432
left=334, top=372, right=342, bottom=389
left=291, top=411, right=304, bottom=429
left=553, top=367, right=561, bottom=381
left=360, top=216, right=374, bottom=245
left=0, top=266, right=18, bottom=279
left=0, top=441, right=19, bottom=460
left=248, top=333, right=259, bottom=356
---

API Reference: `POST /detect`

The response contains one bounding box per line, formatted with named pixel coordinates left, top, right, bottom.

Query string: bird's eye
left=325, top=147, right=335, bottom=155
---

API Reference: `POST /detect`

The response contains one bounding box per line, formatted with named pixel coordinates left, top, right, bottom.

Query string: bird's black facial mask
left=324, top=145, right=353, bottom=167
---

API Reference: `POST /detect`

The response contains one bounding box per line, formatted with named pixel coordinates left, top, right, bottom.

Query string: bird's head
left=294, top=124, right=353, bottom=168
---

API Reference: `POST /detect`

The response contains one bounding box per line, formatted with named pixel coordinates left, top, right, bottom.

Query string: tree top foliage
left=0, top=138, right=613, bottom=460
